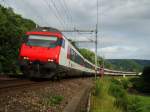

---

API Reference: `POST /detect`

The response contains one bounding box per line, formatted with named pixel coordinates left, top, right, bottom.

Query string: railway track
left=0, top=74, right=93, bottom=94
left=0, top=79, right=42, bottom=94
left=0, top=74, right=53, bottom=90
left=0, top=76, right=88, bottom=92
left=0, top=79, right=37, bottom=89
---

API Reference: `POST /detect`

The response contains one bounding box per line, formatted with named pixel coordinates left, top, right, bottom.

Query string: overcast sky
left=1, top=0, right=150, bottom=59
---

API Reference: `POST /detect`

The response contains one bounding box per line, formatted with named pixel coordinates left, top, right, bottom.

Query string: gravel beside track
left=0, top=77, right=94, bottom=112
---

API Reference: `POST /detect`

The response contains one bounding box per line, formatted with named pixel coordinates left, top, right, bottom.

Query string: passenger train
left=19, top=27, right=98, bottom=78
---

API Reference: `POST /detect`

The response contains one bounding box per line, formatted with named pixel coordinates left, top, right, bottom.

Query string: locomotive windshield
left=26, top=35, right=59, bottom=48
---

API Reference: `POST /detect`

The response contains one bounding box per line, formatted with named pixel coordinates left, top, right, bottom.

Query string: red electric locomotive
left=19, top=27, right=97, bottom=78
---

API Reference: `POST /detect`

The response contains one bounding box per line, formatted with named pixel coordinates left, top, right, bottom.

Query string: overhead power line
left=58, top=0, right=71, bottom=29
left=44, top=0, right=74, bottom=29
left=61, top=29, right=94, bottom=33
left=61, top=0, right=74, bottom=28
left=50, top=0, right=67, bottom=29
left=22, top=0, right=47, bottom=25
left=43, top=0, right=65, bottom=28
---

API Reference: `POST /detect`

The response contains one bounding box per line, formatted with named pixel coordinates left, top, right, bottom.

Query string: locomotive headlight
left=48, top=59, right=54, bottom=62
left=23, top=57, right=29, bottom=60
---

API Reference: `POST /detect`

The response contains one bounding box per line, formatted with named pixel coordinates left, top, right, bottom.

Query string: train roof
left=31, top=27, right=62, bottom=34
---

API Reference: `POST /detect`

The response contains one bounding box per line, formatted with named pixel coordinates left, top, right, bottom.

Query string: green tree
left=0, top=5, right=36, bottom=73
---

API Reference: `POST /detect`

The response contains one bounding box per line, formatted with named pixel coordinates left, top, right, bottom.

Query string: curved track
left=0, top=74, right=93, bottom=94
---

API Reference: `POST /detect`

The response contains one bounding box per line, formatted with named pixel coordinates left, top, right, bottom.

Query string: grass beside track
left=90, top=78, right=122, bottom=112
left=128, top=94, right=150, bottom=112
left=90, top=77, right=150, bottom=112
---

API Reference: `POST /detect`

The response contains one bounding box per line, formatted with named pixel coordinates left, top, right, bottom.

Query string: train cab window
left=26, top=35, right=58, bottom=48
left=62, top=39, right=65, bottom=48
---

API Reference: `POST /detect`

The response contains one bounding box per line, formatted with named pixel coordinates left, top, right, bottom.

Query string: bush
left=109, top=83, right=126, bottom=98
left=109, top=78, right=143, bottom=112
left=121, top=79, right=130, bottom=90
left=132, top=66, right=150, bottom=93
left=142, top=66, right=150, bottom=82
left=108, top=79, right=128, bottom=110
left=110, top=78, right=121, bottom=86
left=141, top=66, right=150, bottom=93
left=129, top=77, right=144, bottom=93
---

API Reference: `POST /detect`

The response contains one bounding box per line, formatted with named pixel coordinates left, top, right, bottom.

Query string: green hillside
left=134, top=59, right=150, bottom=67
left=107, top=59, right=150, bottom=72
left=0, top=5, right=36, bottom=73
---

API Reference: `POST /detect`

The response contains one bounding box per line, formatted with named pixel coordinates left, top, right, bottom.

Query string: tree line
left=0, top=5, right=36, bottom=73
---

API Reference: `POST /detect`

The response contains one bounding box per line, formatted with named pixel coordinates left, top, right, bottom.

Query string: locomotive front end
left=19, top=28, right=62, bottom=78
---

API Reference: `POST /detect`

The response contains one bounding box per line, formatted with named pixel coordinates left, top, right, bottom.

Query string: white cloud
left=100, top=46, right=138, bottom=58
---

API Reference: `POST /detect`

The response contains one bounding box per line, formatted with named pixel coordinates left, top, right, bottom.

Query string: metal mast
left=95, top=0, right=99, bottom=78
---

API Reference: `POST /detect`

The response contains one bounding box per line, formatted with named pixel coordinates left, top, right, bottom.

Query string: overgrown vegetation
left=0, top=5, right=36, bottom=73
left=108, top=78, right=141, bottom=112
left=91, top=78, right=122, bottom=112
left=91, top=77, right=150, bottom=112
left=131, top=66, right=150, bottom=93
left=141, top=66, right=150, bottom=93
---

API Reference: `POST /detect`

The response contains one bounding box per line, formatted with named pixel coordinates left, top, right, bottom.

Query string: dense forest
left=0, top=5, right=36, bottom=73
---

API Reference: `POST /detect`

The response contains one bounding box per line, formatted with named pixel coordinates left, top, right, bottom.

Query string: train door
left=59, top=38, right=68, bottom=66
